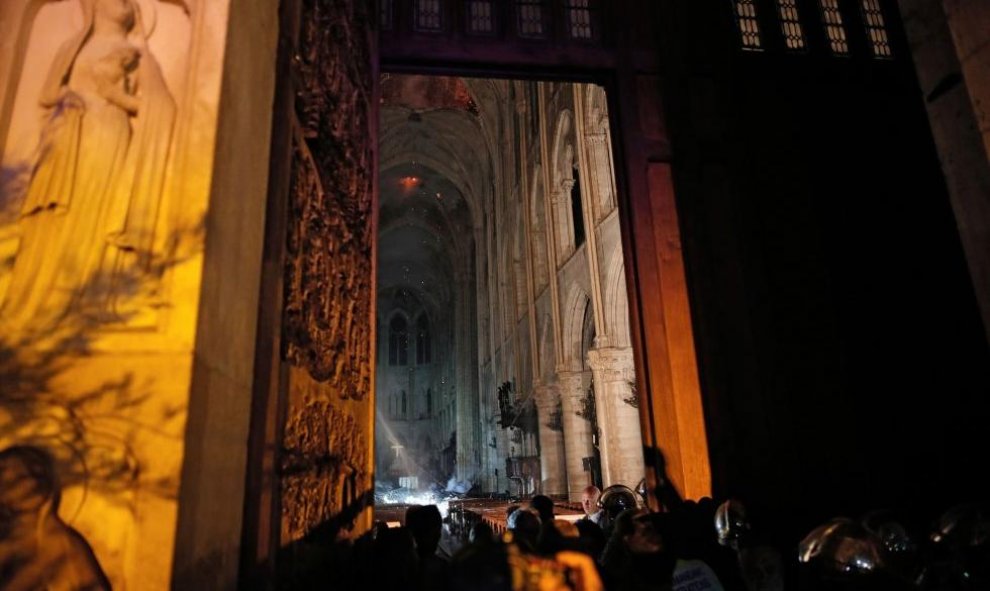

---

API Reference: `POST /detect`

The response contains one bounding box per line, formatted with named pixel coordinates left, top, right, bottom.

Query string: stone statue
left=0, top=445, right=111, bottom=590
left=1, top=0, right=183, bottom=332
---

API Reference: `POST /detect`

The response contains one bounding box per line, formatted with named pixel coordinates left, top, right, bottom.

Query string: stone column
left=495, top=416, right=511, bottom=493
left=455, top=272, right=479, bottom=482
left=584, top=130, right=616, bottom=222
left=551, top=180, right=576, bottom=260
left=534, top=383, right=568, bottom=496
left=557, top=370, right=595, bottom=500
left=587, top=347, right=644, bottom=488
left=899, top=0, right=990, bottom=343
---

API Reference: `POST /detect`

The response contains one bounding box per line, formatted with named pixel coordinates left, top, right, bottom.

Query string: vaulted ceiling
left=378, top=75, right=502, bottom=324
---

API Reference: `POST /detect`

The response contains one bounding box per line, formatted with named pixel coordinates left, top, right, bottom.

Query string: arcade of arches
left=375, top=75, right=645, bottom=500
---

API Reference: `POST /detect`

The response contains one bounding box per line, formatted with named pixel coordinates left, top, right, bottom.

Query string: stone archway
left=556, top=288, right=594, bottom=498
left=550, top=110, right=578, bottom=260
left=240, top=4, right=715, bottom=584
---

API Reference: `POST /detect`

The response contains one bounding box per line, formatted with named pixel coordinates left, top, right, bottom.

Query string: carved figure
left=1, top=0, right=181, bottom=332
left=0, top=445, right=111, bottom=591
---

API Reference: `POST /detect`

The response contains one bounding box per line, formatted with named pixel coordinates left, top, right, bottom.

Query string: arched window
left=401, top=390, right=407, bottom=418
left=776, top=0, right=806, bottom=51
left=414, top=0, right=442, bottom=31
left=416, top=314, right=431, bottom=364
left=819, top=0, right=848, bottom=55
left=732, top=0, right=762, bottom=51
left=860, top=0, right=891, bottom=58
left=581, top=298, right=595, bottom=369
left=389, top=315, right=409, bottom=365
left=530, top=172, right=549, bottom=289
left=552, top=112, right=581, bottom=259
left=571, top=166, right=585, bottom=248
left=564, top=0, right=595, bottom=40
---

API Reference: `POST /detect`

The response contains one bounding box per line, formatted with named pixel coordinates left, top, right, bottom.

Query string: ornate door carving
left=280, top=0, right=377, bottom=539
left=241, top=0, right=377, bottom=586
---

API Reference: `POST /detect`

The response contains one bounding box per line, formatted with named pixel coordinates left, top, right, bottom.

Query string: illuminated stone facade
left=0, top=1, right=248, bottom=588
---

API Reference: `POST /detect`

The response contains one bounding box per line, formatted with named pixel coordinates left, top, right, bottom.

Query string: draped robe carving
left=1, top=0, right=182, bottom=333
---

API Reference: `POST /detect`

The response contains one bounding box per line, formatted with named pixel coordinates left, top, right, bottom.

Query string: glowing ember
left=399, top=176, right=420, bottom=190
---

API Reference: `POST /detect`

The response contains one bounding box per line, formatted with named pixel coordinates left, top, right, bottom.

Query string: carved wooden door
left=240, top=0, right=378, bottom=587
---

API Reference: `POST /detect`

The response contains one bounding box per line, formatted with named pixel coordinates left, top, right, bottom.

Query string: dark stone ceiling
left=378, top=75, right=499, bottom=320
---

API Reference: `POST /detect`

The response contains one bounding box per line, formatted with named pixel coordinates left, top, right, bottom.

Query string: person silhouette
left=0, top=445, right=111, bottom=590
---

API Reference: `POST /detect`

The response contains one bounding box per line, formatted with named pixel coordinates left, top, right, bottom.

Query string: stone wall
left=470, top=81, right=647, bottom=500
left=0, top=1, right=255, bottom=588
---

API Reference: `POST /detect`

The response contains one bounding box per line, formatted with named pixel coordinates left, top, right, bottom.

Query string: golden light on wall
left=0, top=0, right=229, bottom=588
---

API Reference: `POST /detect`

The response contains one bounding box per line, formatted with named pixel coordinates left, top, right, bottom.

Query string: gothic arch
left=461, top=77, right=505, bottom=176
left=580, top=297, right=596, bottom=371
left=498, top=238, right=513, bottom=327
left=388, top=312, right=411, bottom=366
left=379, top=151, right=482, bottom=232
left=584, top=85, right=609, bottom=132
left=529, top=165, right=549, bottom=292
left=551, top=109, right=575, bottom=186
left=583, top=84, right=616, bottom=221
left=538, top=314, right=555, bottom=383
left=415, top=312, right=432, bottom=365
left=550, top=110, right=578, bottom=260
left=562, top=285, right=591, bottom=371
left=512, top=208, right=527, bottom=319
left=382, top=307, right=409, bottom=326
left=604, top=244, right=631, bottom=348
left=379, top=106, right=491, bottom=232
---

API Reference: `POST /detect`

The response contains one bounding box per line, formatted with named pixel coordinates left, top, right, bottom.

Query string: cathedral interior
left=375, top=75, right=645, bottom=501
left=1, top=0, right=989, bottom=589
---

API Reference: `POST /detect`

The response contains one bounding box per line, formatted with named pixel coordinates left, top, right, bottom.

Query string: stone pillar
left=899, top=0, right=990, bottom=343
left=587, top=347, right=645, bottom=488
left=557, top=370, right=595, bottom=500
left=551, top=180, right=576, bottom=260
left=495, top=417, right=511, bottom=493
left=455, top=273, right=478, bottom=482
left=584, top=130, right=616, bottom=221
left=534, top=384, right=568, bottom=496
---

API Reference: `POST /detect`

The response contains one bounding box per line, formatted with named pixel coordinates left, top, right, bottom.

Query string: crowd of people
left=2, top=443, right=988, bottom=590
left=366, top=482, right=988, bottom=591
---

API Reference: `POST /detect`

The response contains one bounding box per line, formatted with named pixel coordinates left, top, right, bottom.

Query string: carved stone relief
left=0, top=0, right=191, bottom=334
left=0, top=2, right=214, bottom=588
left=586, top=346, right=635, bottom=384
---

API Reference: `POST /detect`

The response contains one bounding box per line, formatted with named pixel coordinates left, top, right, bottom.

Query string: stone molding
left=586, top=347, right=635, bottom=383
left=585, top=131, right=608, bottom=146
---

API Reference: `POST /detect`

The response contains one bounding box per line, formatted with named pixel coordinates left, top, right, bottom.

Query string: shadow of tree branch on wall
left=0, top=216, right=204, bottom=519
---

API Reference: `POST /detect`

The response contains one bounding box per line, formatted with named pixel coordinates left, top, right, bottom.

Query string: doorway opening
left=373, top=74, right=646, bottom=525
